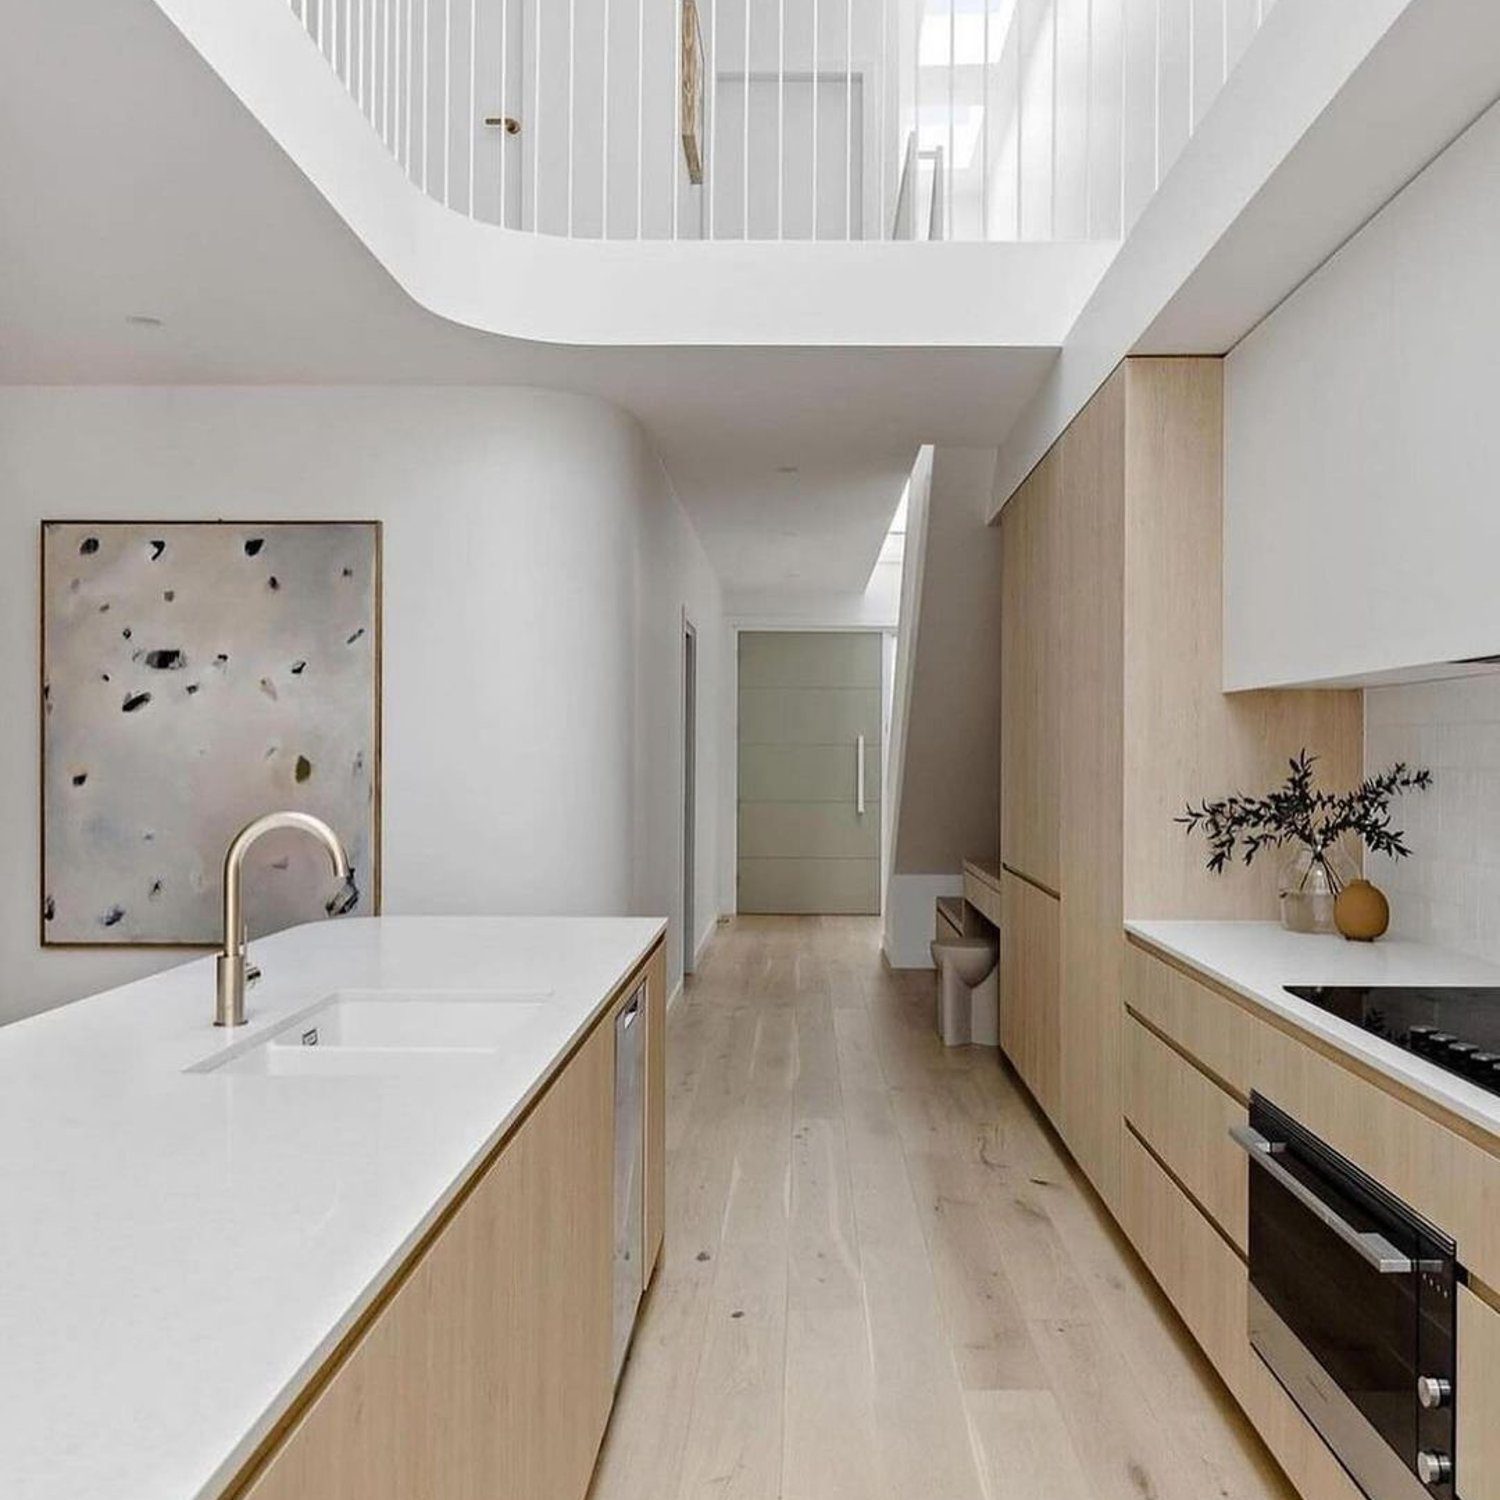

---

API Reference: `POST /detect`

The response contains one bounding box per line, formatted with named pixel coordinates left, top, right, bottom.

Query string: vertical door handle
left=856, top=735, right=866, bottom=816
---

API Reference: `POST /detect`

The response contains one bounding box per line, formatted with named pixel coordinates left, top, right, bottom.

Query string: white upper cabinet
left=1224, top=97, right=1500, bottom=690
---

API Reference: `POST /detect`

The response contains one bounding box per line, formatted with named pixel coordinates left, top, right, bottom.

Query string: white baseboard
left=691, top=918, right=718, bottom=973
left=672, top=914, right=722, bottom=1010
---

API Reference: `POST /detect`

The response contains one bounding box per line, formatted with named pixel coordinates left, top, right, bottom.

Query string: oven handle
left=1229, top=1124, right=1415, bottom=1275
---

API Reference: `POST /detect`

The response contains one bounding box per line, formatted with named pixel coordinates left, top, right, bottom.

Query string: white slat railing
left=290, top=0, right=1276, bottom=242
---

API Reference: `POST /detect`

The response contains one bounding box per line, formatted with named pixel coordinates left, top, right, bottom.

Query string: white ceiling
left=0, top=0, right=1058, bottom=595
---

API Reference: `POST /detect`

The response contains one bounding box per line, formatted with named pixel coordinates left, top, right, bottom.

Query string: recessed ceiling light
left=125, top=314, right=164, bottom=328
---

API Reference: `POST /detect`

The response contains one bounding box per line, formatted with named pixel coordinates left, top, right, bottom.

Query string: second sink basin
left=191, top=989, right=551, bottom=1076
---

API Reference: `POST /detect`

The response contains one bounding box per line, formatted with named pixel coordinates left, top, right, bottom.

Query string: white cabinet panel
left=1225, top=100, right=1500, bottom=688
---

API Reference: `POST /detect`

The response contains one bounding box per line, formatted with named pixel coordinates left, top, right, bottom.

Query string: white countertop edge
left=1123, top=919, right=1500, bottom=1143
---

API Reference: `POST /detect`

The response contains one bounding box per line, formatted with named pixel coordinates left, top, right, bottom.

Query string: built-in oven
left=1232, top=1095, right=1459, bottom=1500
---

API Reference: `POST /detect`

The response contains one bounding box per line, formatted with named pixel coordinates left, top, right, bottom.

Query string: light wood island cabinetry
left=224, top=938, right=668, bottom=1500
left=644, top=938, right=667, bottom=1277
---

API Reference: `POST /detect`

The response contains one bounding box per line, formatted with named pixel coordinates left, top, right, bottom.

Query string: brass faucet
left=215, top=812, right=353, bottom=1027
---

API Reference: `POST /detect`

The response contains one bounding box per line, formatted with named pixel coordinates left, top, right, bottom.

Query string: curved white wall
left=0, top=386, right=722, bottom=1023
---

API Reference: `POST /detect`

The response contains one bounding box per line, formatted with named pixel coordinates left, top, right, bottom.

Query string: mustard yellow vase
left=1334, top=879, right=1390, bottom=942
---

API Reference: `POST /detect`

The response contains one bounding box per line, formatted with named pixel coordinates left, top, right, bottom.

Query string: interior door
left=737, top=631, right=882, bottom=914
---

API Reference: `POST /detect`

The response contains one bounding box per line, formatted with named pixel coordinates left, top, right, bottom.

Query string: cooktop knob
left=1417, top=1450, right=1453, bottom=1486
left=1417, top=1375, right=1452, bottom=1409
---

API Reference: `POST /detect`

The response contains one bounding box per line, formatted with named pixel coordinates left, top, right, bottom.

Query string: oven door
left=1235, top=1095, right=1456, bottom=1500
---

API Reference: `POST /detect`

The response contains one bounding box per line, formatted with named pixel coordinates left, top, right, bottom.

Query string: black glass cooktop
left=1285, top=985, right=1500, bottom=1097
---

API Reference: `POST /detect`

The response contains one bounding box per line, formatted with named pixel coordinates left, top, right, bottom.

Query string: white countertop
left=0, top=915, right=664, bottom=1500
left=1125, top=919, right=1500, bottom=1140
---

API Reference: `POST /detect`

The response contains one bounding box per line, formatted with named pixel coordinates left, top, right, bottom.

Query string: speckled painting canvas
left=41, top=521, right=380, bottom=945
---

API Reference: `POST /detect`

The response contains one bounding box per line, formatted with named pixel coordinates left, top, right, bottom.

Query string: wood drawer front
left=1121, top=1133, right=1364, bottom=1500
left=1123, top=1015, right=1247, bottom=1252
left=962, top=867, right=1003, bottom=928
left=1120, top=1128, right=1244, bottom=1379
left=1459, top=1285, right=1500, bottom=1500
left=1124, top=942, right=1253, bottom=1096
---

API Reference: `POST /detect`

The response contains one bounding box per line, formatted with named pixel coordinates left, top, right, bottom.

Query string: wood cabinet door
left=644, top=941, right=667, bottom=1280
left=999, top=453, right=1060, bottom=894
left=1000, top=872, right=1060, bottom=1116
left=236, top=1017, right=615, bottom=1500
left=1055, top=369, right=1125, bottom=1205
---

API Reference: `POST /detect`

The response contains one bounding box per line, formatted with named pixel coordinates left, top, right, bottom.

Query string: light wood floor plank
left=781, top=1305, right=889, bottom=1500
left=964, top=1388, right=1095, bottom=1500
left=672, top=1235, right=789, bottom=1500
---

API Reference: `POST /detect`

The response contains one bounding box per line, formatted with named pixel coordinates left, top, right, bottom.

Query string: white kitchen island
left=0, top=915, right=666, bottom=1500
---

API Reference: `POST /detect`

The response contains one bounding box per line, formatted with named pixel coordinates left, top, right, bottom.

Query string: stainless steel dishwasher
left=612, top=983, right=646, bottom=1383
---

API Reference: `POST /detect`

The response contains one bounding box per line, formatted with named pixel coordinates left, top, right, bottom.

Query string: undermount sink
left=189, top=989, right=551, bottom=1076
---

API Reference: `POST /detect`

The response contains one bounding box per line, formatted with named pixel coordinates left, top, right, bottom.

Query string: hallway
left=590, top=916, right=1296, bottom=1500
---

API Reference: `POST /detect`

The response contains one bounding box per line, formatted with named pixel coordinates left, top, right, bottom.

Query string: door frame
left=729, top=623, right=893, bottom=917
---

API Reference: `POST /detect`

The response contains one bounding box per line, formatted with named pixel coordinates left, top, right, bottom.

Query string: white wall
left=1225, top=95, right=1500, bottom=689
left=883, top=446, right=934, bottom=921
left=1365, top=672, right=1500, bottom=967
left=0, top=386, right=722, bottom=1024
left=883, top=446, right=1000, bottom=969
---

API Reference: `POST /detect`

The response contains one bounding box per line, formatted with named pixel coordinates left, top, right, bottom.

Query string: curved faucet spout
left=215, top=811, right=353, bottom=1027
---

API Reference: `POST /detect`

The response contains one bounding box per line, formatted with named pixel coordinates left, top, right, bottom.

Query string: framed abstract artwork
left=40, top=520, right=381, bottom=946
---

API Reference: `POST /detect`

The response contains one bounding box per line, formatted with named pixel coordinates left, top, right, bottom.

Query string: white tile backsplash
left=1365, top=672, right=1500, bottom=965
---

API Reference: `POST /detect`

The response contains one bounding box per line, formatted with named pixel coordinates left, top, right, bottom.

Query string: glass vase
left=1278, top=844, right=1356, bottom=934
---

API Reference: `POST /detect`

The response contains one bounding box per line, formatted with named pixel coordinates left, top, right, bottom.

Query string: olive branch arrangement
left=1176, top=750, right=1433, bottom=889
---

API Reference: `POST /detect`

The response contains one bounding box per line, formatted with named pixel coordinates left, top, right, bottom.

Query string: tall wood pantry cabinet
left=996, top=358, right=1362, bottom=1210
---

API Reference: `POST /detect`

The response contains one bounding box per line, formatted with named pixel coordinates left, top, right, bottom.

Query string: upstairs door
left=737, top=631, right=882, bottom=914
